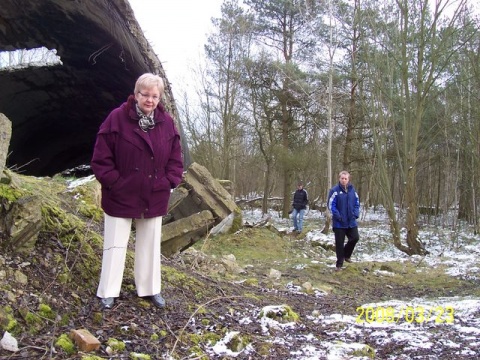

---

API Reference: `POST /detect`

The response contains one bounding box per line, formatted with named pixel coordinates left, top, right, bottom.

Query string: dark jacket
left=328, top=182, right=360, bottom=228
left=91, top=96, right=184, bottom=218
left=292, top=189, right=309, bottom=210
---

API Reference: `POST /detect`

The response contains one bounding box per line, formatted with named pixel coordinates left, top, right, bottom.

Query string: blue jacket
left=328, top=183, right=360, bottom=229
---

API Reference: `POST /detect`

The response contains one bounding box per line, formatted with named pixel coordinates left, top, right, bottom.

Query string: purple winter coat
left=91, top=95, right=184, bottom=218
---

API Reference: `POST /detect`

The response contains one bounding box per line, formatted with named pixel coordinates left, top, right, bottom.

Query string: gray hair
left=134, top=73, right=165, bottom=95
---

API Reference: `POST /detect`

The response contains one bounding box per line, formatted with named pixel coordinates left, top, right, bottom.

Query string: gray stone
left=0, top=113, right=11, bottom=176
left=170, top=162, right=239, bottom=222
left=14, top=270, right=28, bottom=285
left=160, top=162, right=242, bottom=257
left=5, top=291, right=15, bottom=303
left=162, top=210, right=216, bottom=257
left=221, top=254, right=246, bottom=274
left=268, top=268, right=282, bottom=280
left=0, top=195, right=42, bottom=253
left=0, top=331, right=19, bottom=352
left=302, top=282, right=313, bottom=293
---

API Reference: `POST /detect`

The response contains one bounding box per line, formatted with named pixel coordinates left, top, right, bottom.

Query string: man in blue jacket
left=328, top=171, right=360, bottom=271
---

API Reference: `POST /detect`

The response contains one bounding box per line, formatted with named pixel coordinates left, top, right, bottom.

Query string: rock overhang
left=0, top=0, right=181, bottom=176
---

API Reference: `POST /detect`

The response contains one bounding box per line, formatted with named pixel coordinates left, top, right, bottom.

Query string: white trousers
left=97, top=214, right=162, bottom=298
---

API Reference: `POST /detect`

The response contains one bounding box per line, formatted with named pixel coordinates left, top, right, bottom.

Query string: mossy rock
left=38, top=303, right=56, bottom=320
left=55, top=333, right=76, bottom=355
left=259, top=304, right=300, bottom=323
left=0, top=306, right=18, bottom=333
left=107, top=337, right=126, bottom=352
left=351, top=344, right=376, bottom=359
left=129, top=353, right=151, bottom=360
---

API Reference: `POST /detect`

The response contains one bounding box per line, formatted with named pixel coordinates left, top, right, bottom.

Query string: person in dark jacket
left=91, top=73, right=184, bottom=309
left=291, top=181, right=308, bottom=233
left=328, top=171, right=360, bottom=271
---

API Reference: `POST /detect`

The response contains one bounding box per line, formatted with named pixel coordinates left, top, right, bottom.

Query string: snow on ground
left=243, top=206, right=480, bottom=282
left=66, top=175, right=96, bottom=189
left=68, top=175, right=478, bottom=358
left=230, top=207, right=480, bottom=359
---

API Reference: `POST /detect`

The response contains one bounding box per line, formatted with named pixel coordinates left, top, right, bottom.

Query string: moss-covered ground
left=0, top=171, right=478, bottom=359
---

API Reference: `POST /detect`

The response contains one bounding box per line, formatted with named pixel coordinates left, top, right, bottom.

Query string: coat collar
left=126, top=95, right=166, bottom=123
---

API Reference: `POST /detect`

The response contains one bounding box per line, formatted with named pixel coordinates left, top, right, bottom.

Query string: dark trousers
left=333, top=227, right=359, bottom=267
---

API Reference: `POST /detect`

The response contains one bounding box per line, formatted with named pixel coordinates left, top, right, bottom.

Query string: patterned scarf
left=136, top=104, right=155, bottom=132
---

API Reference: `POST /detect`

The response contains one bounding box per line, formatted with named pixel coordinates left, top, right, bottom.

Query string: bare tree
left=362, top=0, right=468, bottom=254
left=244, top=55, right=282, bottom=213
left=246, top=0, right=318, bottom=217
left=203, top=0, right=254, bottom=184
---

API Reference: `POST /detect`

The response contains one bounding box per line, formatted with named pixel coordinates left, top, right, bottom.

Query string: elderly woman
left=91, top=73, right=184, bottom=309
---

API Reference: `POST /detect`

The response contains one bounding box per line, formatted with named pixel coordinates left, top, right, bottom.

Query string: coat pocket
left=152, top=175, right=170, bottom=191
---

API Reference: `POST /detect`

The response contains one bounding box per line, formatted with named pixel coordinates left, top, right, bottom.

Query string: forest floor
left=1, top=175, right=479, bottom=359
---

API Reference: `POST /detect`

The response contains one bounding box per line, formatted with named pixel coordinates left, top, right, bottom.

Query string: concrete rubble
left=1, top=110, right=240, bottom=255
left=162, top=162, right=241, bottom=256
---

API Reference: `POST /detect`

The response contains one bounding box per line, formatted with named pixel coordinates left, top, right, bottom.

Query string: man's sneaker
left=345, top=258, right=352, bottom=263
left=100, top=297, right=114, bottom=309
left=335, top=267, right=342, bottom=272
left=151, top=293, right=166, bottom=308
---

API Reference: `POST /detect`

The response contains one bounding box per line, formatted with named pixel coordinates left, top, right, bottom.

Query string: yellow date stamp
left=356, top=305, right=454, bottom=324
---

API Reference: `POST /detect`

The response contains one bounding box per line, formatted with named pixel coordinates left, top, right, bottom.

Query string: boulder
left=0, top=113, right=11, bottom=176
left=0, top=195, right=42, bottom=253
left=169, top=162, right=239, bottom=222
left=162, top=210, right=215, bottom=257
left=160, top=162, right=241, bottom=256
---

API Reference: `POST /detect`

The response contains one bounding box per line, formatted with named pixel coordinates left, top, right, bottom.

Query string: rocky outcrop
left=0, top=0, right=189, bottom=176
left=0, top=194, right=43, bottom=254
left=1, top=162, right=241, bottom=257
left=0, top=114, right=11, bottom=176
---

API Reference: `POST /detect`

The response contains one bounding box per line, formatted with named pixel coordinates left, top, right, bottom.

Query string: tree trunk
left=262, top=161, right=272, bottom=215
left=405, top=165, right=425, bottom=255
left=321, top=0, right=335, bottom=234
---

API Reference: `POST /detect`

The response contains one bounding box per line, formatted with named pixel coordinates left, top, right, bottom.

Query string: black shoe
left=151, top=293, right=165, bottom=308
left=100, top=297, right=114, bottom=309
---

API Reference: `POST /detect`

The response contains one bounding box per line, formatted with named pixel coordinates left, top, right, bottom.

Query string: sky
left=128, top=0, right=224, bottom=94
left=127, top=0, right=479, bottom=102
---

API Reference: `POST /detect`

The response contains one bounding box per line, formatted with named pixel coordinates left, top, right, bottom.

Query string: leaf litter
left=1, top=174, right=479, bottom=359
left=229, top=207, right=480, bottom=359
